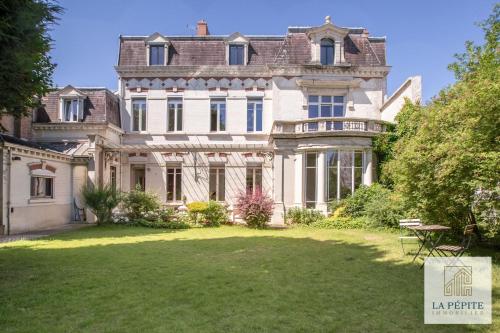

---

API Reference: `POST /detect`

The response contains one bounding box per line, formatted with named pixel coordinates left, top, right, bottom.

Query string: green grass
left=0, top=225, right=498, bottom=332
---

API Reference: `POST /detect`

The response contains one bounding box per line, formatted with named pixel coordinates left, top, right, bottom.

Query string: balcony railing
left=271, top=117, right=386, bottom=137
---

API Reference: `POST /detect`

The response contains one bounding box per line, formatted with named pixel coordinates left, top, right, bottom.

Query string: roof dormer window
left=149, top=44, right=165, bottom=66
left=320, top=38, right=334, bottom=65
left=145, top=33, right=170, bottom=66
left=58, top=85, right=86, bottom=122
left=308, top=16, right=348, bottom=65
left=62, top=98, right=82, bottom=122
left=229, top=45, right=244, bottom=65
left=225, top=32, right=249, bottom=66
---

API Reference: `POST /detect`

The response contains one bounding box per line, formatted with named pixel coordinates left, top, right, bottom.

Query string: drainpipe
left=6, top=147, right=11, bottom=235
left=0, top=143, right=4, bottom=235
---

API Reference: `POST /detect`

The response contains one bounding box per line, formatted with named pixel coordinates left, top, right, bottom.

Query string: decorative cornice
left=32, top=122, right=124, bottom=135
left=115, top=65, right=391, bottom=79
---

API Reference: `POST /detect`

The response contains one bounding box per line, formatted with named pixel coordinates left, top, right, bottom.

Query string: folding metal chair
left=399, top=219, right=422, bottom=255
left=434, top=224, right=475, bottom=257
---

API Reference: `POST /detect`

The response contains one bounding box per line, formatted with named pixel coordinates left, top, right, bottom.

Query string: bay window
left=326, top=150, right=364, bottom=201
left=305, top=152, right=317, bottom=208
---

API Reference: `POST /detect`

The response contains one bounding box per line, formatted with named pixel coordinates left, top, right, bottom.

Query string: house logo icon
left=444, top=266, right=472, bottom=296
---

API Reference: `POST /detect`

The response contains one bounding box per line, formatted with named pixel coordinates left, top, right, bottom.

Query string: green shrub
left=82, top=185, right=121, bottom=225
left=340, top=184, right=387, bottom=218
left=364, top=191, right=406, bottom=228
left=285, top=207, right=324, bottom=225
left=121, top=185, right=161, bottom=220
left=135, top=218, right=190, bottom=229
left=187, top=201, right=208, bottom=224
left=203, top=201, right=228, bottom=227
left=312, top=216, right=368, bottom=229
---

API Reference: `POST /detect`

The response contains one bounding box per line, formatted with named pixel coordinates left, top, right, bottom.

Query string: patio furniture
left=399, top=219, right=422, bottom=255
left=407, top=224, right=451, bottom=268
left=434, top=224, right=476, bottom=257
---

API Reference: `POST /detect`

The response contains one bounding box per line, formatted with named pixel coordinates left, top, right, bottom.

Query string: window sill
left=29, top=198, right=55, bottom=204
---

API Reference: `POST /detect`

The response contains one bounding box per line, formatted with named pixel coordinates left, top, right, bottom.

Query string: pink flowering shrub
left=235, top=190, right=274, bottom=228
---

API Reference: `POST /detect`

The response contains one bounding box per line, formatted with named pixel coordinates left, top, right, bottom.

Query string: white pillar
left=316, top=151, right=327, bottom=214
left=294, top=152, right=303, bottom=207
left=271, top=152, right=285, bottom=224
left=364, top=149, right=373, bottom=185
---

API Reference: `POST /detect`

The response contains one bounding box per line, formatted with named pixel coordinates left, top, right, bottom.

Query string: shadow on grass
left=0, top=227, right=496, bottom=333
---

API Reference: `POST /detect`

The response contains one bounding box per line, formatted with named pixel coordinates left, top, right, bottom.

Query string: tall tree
left=0, top=0, right=62, bottom=118
left=384, top=5, right=499, bottom=239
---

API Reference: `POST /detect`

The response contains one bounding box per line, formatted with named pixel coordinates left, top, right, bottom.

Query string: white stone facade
left=0, top=18, right=421, bottom=234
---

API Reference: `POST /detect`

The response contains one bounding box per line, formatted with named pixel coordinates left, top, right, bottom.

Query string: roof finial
left=325, top=15, right=331, bottom=24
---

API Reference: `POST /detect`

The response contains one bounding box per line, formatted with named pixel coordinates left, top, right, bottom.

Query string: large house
left=0, top=17, right=421, bottom=234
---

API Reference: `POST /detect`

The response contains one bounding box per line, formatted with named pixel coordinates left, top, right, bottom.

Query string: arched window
left=320, top=38, right=334, bottom=65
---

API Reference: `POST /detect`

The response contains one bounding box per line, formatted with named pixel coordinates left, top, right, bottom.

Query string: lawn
left=0, top=225, right=498, bottom=332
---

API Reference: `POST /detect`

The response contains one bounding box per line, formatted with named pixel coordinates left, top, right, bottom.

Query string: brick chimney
left=196, top=20, right=209, bottom=36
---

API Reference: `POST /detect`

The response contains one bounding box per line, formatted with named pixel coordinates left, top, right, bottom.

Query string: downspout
left=0, top=142, right=4, bottom=235
left=6, top=147, right=11, bottom=235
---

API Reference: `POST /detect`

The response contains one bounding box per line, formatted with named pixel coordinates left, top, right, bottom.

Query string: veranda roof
left=100, top=142, right=273, bottom=152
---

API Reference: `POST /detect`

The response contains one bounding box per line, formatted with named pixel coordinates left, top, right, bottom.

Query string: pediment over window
left=145, top=32, right=170, bottom=45
left=224, top=32, right=249, bottom=65
left=224, top=32, right=250, bottom=45
left=308, top=16, right=349, bottom=65
left=58, top=85, right=86, bottom=98
left=307, top=16, right=349, bottom=40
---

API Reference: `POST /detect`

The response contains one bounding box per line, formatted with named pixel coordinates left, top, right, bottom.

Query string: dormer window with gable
left=145, top=33, right=169, bottom=66
left=62, top=98, right=82, bottom=122
left=58, top=85, right=85, bottom=122
left=225, top=32, right=249, bottom=65
left=308, top=16, right=348, bottom=65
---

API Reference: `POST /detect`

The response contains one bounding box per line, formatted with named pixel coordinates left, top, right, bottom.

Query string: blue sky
left=50, top=0, right=496, bottom=102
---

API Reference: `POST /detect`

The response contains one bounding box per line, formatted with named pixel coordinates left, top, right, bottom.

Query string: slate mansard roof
left=35, top=87, right=121, bottom=127
left=118, top=26, right=386, bottom=67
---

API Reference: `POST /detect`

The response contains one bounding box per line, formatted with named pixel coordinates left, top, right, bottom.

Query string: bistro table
left=407, top=224, right=451, bottom=268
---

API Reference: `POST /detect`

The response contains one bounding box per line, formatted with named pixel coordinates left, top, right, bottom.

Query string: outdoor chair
left=399, top=219, right=422, bottom=254
left=434, top=224, right=476, bottom=257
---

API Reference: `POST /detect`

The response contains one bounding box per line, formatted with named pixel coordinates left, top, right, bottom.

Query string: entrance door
left=131, top=165, right=145, bottom=191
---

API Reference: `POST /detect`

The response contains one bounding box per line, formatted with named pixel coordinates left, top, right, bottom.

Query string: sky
left=49, top=0, right=497, bottom=102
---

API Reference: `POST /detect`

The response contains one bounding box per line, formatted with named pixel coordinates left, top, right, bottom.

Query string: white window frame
left=147, top=43, right=168, bottom=66
left=30, top=176, right=54, bottom=199
left=304, top=152, right=317, bottom=208
left=210, top=99, right=226, bottom=132
left=60, top=98, right=82, bottom=122
left=247, top=99, right=263, bottom=133
left=167, top=99, right=183, bottom=132
left=308, top=95, right=345, bottom=118
left=131, top=98, right=147, bottom=132
left=209, top=166, right=225, bottom=201
left=326, top=150, right=364, bottom=202
left=246, top=166, right=263, bottom=194
left=166, top=166, right=182, bottom=202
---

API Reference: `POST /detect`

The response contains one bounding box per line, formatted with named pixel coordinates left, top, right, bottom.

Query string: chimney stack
left=196, top=20, right=209, bottom=36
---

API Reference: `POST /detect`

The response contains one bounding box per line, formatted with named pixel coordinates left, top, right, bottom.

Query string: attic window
left=61, top=98, right=82, bottom=122
left=149, top=44, right=165, bottom=65
left=320, top=38, right=334, bottom=65
left=229, top=45, right=244, bottom=65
